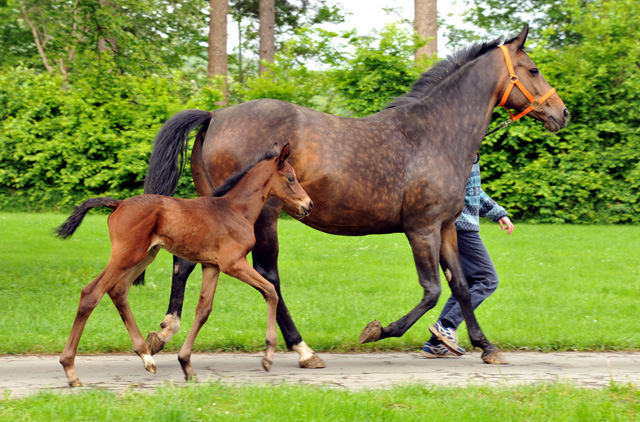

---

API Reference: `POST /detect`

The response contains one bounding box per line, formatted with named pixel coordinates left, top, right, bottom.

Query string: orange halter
left=497, top=44, right=556, bottom=122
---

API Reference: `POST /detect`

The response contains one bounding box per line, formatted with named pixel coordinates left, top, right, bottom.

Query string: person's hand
left=498, top=216, right=514, bottom=234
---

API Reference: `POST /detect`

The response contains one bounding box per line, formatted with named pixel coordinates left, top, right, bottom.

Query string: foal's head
left=267, top=143, right=313, bottom=220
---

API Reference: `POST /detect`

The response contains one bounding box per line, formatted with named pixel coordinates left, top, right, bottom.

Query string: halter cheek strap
left=497, top=44, right=556, bottom=122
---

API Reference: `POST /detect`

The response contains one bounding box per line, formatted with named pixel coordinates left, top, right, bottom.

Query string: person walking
left=422, top=154, right=514, bottom=358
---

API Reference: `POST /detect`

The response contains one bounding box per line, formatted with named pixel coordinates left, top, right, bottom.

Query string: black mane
left=213, top=150, right=279, bottom=197
left=386, top=37, right=508, bottom=109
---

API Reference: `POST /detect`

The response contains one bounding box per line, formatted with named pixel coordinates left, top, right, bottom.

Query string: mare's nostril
left=563, top=108, right=570, bottom=119
left=308, top=200, right=314, bottom=211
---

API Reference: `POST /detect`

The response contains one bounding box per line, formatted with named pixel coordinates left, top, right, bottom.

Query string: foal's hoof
left=299, top=353, right=326, bottom=369
left=142, top=355, right=157, bottom=374
left=145, top=331, right=166, bottom=356
left=69, top=379, right=84, bottom=388
left=262, top=357, right=273, bottom=372
left=481, top=349, right=509, bottom=365
left=359, top=320, right=382, bottom=344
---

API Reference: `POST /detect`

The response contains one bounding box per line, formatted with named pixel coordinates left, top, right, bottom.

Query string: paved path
left=2, top=352, right=639, bottom=398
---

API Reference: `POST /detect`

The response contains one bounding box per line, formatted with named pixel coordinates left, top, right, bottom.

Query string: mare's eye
left=287, top=176, right=295, bottom=184
left=529, top=68, right=539, bottom=76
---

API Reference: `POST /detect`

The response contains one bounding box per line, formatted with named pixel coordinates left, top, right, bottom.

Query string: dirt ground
left=2, top=351, right=639, bottom=398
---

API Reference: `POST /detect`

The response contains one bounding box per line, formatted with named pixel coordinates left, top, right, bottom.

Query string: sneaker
left=429, top=321, right=465, bottom=356
left=420, top=341, right=460, bottom=358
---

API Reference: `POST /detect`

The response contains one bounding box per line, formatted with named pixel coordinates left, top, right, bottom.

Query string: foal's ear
left=511, top=23, right=529, bottom=50
left=277, top=143, right=291, bottom=168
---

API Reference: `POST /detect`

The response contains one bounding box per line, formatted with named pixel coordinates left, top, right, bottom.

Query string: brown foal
left=56, top=143, right=312, bottom=387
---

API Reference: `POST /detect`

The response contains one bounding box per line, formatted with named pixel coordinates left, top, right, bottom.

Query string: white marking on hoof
left=160, top=313, right=181, bottom=340
left=292, top=341, right=314, bottom=362
left=142, top=354, right=157, bottom=374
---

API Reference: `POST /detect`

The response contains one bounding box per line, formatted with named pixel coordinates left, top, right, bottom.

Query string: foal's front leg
left=221, top=257, right=279, bottom=372
left=177, top=264, right=220, bottom=381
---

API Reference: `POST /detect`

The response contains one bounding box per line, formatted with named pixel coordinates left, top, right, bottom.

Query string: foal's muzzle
left=298, top=200, right=313, bottom=219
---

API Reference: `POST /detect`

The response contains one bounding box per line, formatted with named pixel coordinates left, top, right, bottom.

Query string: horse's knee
left=421, top=282, right=442, bottom=307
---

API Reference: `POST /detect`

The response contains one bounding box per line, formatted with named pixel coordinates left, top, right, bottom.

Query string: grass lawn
left=1, top=382, right=638, bottom=421
left=0, top=212, right=639, bottom=355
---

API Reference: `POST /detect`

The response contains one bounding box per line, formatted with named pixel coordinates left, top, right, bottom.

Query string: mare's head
left=267, top=143, right=313, bottom=220
left=495, top=25, right=569, bottom=132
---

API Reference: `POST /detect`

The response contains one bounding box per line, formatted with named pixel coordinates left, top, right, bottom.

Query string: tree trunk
left=208, top=0, right=228, bottom=105
left=414, top=0, right=437, bottom=61
left=259, top=0, right=275, bottom=75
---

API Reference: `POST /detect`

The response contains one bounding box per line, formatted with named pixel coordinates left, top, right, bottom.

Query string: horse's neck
left=408, top=51, right=503, bottom=167
left=222, top=166, right=271, bottom=223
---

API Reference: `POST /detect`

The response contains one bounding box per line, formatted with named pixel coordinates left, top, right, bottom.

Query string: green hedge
left=0, top=67, right=218, bottom=210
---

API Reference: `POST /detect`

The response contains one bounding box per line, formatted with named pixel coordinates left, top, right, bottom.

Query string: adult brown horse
left=140, top=25, right=569, bottom=367
left=56, top=144, right=312, bottom=387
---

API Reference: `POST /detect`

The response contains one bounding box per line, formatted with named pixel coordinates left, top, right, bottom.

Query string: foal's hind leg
left=221, top=256, right=279, bottom=372
left=438, top=225, right=507, bottom=364
left=108, top=246, right=162, bottom=374
left=177, top=264, right=220, bottom=381
left=146, top=255, right=197, bottom=355
left=60, top=252, right=146, bottom=387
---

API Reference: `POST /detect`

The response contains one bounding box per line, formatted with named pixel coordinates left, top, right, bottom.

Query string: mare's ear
left=270, top=141, right=280, bottom=154
left=510, top=24, right=529, bottom=50
left=277, top=143, right=291, bottom=168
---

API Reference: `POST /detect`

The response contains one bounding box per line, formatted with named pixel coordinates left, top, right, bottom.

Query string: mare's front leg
left=146, top=255, right=197, bottom=355
left=221, top=256, right=279, bottom=372
left=253, top=202, right=325, bottom=369
left=178, top=264, right=220, bottom=381
left=359, top=226, right=443, bottom=343
left=439, top=225, right=507, bottom=364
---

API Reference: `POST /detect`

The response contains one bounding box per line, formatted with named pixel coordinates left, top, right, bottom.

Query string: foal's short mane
left=213, top=150, right=279, bottom=197
left=386, top=36, right=517, bottom=109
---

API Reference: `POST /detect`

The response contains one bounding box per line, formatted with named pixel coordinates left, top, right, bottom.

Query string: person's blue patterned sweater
left=455, top=161, right=508, bottom=232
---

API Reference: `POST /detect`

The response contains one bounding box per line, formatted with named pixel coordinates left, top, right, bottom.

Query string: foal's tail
left=55, top=197, right=120, bottom=239
left=144, top=109, right=214, bottom=196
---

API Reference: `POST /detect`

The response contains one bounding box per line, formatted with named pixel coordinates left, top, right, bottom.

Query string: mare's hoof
left=262, top=357, right=273, bottom=372
left=69, top=379, right=84, bottom=388
left=186, top=375, right=199, bottom=383
left=359, top=320, right=382, bottom=344
left=481, top=350, right=509, bottom=365
left=299, top=354, right=326, bottom=369
left=145, top=331, right=166, bottom=356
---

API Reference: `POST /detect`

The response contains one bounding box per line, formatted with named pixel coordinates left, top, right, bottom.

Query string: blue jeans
left=437, top=230, right=499, bottom=329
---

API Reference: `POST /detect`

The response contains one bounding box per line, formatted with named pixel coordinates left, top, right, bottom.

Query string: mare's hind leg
left=359, top=226, right=443, bottom=343
left=60, top=250, right=147, bottom=387
left=221, top=256, right=279, bottom=372
left=438, top=225, right=507, bottom=364
left=177, top=264, right=220, bottom=381
left=146, top=255, right=197, bottom=355
left=253, top=201, right=325, bottom=369
left=108, top=246, right=162, bottom=374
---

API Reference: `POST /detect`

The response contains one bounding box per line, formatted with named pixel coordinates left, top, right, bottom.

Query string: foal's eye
left=529, top=68, right=539, bottom=76
left=287, top=176, right=295, bottom=184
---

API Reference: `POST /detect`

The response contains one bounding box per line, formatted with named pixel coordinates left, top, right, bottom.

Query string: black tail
left=55, top=197, right=119, bottom=239
left=135, top=109, right=212, bottom=285
left=144, top=109, right=213, bottom=196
